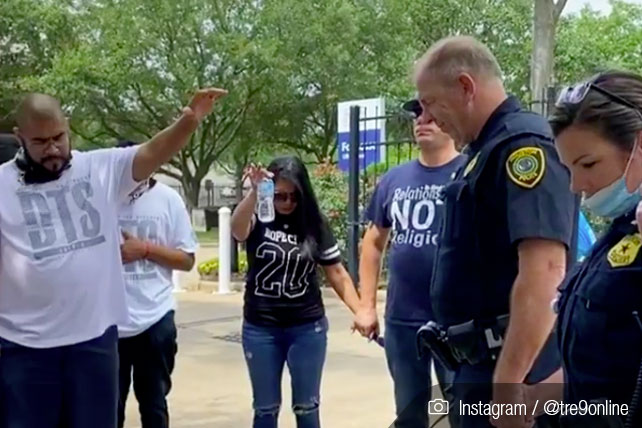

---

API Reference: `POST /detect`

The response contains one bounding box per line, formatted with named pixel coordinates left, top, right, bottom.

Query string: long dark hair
left=267, top=156, right=325, bottom=259
left=550, top=70, right=642, bottom=152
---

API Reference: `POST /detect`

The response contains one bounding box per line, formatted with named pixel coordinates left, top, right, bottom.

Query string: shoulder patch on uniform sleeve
left=607, top=234, right=642, bottom=268
left=463, top=153, right=480, bottom=177
left=506, top=147, right=545, bottom=189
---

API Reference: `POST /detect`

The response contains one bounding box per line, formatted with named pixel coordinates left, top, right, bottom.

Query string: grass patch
left=196, top=228, right=219, bottom=244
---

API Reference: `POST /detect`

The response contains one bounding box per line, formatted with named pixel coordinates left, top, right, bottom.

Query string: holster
left=446, top=314, right=509, bottom=365
left=417, top=315, right=510, bottom=370
left=416, top=321, right=459, bottom=372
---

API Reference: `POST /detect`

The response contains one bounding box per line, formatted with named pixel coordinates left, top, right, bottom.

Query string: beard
left=16, top=147, right=72, bottom=184
left=41, top=154, right=70, bottom=172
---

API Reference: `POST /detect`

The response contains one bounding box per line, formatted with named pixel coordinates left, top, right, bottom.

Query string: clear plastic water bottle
left=257, top=178, right=275, bottom=223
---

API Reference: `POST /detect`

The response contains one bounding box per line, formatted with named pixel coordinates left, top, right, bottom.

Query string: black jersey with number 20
left=243, top=214, right=341, bottom=327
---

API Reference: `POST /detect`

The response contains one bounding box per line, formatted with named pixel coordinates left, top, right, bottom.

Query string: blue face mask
left=583, top=175, right=641, bottom=219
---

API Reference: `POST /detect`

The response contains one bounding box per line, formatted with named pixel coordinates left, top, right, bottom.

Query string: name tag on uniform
left=607, top=234, right=642, bottom=268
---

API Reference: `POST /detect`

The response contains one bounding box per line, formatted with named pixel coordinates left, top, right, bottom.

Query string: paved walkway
left=124, top=244, right=447, bottom=427
left=122, top=290, right=444, bottom=427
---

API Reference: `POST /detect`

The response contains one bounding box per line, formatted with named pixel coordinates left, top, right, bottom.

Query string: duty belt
left=417, top=314, right=509, bottom=371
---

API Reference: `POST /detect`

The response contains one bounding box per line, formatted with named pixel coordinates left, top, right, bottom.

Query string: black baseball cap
left=401, top=98, right=422, bottom=118
left=0, top=134, right=20, bottom=165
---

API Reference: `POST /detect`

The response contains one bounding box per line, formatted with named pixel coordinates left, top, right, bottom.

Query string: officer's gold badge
left=506, top=147, right=546, bottom=189
left=607, top=234, right=642, bottom=268
left=463, top=153, right=480, bottom=177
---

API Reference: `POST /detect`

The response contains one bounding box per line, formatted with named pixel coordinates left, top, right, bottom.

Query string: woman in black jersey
left=231, top=155, right=361, bottom=428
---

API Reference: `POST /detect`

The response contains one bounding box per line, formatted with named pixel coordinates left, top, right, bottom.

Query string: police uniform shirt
left=243, top=214, right=341, bottom=327
left=0, top=147, right=140, bottom=348
left=431, top=96, right=577, bottom=327
left=556, top=211, right=642, bottom=406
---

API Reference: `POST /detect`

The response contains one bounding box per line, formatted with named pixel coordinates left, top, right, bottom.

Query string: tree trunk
left=235, top=177, right=244, bottom=204
left=531, top=0, right=567, bottom=115
left=182, top=177, right=202, bottom=212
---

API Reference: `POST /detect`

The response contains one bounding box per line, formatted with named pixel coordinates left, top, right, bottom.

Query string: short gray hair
left=414, top=36, right=503, bottom=84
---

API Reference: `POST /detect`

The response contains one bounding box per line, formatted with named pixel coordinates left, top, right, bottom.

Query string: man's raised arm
left=132, top=88, right=227, bottom=181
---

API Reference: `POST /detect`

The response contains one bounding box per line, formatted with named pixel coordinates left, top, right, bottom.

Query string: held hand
left=120, top=231, right=148, bottom=264
left=523, top=384, right=546, bottom=418
left=490, top=383, right=535, bottom=428
left=242, top=163, right=274, bottom=190
left=183, top=88, right=228, bottom=122
left=352, top=307, right=380, bottom=339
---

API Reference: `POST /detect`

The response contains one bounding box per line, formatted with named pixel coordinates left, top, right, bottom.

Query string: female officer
left=231, top=155, right=361, bottom=428
left=534, top=70, right=642, bottom=427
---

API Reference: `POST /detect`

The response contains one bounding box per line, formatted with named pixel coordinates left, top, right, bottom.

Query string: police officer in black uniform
left=413, top=36, right=577, bottom=427
left=535, top=70, right=642, bottom=428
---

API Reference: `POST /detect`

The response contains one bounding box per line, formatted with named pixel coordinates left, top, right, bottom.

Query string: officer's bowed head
left=412, top=35, right=507, bottom=146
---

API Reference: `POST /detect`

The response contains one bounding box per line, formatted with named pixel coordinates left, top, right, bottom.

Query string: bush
left=198, top=251, right=248, bottom=277
left=197, top=258, right=219, bottom=276
left=312, top=161, right=349, bottom=252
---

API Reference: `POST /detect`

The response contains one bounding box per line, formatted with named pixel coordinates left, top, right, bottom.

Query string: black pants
left=0, top=326, right=119, bottom=428
left=449, top=361, right=559, bottom=428
left=118, top=310, right=177, bottom=428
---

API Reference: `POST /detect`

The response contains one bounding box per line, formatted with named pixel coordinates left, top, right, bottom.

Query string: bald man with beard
left=0, top=89, right=226, bottom=428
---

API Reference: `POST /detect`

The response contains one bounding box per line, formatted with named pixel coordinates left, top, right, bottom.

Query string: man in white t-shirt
left=0, top=88, right=226, bottom=428
left=115, top=141, right=198, bottom=428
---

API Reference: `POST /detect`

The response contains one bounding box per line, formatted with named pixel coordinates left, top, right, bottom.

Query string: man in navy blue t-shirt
left=355, top=98, right=466, bottom=427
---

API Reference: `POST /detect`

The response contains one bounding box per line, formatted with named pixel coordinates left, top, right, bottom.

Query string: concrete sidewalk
left=122, top=290, right=413, bottom=428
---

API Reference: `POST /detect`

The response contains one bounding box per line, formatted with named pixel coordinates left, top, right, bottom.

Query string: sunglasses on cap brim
left=556, top=74, right=642, bottom=115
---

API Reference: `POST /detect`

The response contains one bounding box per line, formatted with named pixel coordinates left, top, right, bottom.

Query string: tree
left=409, top=0, right=533, bottom=99
left=0, top=0, right=81, bottom=131
left=217, top=136, right=275, bottom=203
left=555, top=0, right=642, bottom=85
left=531, top=0, right=568, bottom=113
left=251, top=0, right=417, bottom=163
left=17, top=0, right=275, bottom=208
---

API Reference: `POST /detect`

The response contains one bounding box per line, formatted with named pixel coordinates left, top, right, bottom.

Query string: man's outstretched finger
left=203, top=88, right=228, bottom=99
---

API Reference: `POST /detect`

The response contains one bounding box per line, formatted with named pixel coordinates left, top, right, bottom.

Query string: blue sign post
left=337, top=98, right=386, bottom=172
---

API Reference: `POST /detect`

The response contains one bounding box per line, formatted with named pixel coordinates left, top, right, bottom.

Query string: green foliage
left=251, top=0, right=417, bottom=163
left=312, top=161, right=349, bottom=252
left=555, top=1, right=642, bottom=86
left=14, top=0, right=272, bottom=208
left=5, top=0, right=642, bottom=207
left=0, top=0, right=82, bottom=131
left=198, top=251, right=248, bottom=277
left=407, top=0, right=533, bottom=99
left=197, top=258, right=219, bottom=276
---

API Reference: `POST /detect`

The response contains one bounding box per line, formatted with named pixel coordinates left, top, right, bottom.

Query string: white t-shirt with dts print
left=117, top=182, right=198, bottom=338
left=0, top=146, right=140, bottom=348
